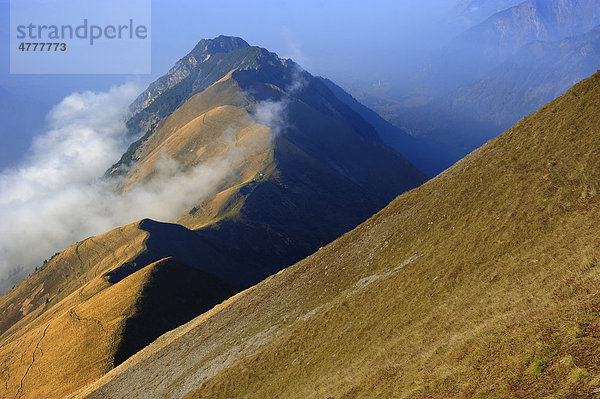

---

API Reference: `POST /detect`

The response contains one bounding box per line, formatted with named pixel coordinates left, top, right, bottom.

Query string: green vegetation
left=528, top=360, right=548, bottom=376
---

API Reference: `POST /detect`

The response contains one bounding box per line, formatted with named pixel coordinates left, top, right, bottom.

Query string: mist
left=0, top=84, right=257, bottom=292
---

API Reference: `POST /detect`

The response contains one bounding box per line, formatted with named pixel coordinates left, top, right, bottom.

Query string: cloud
left=248, top=59, right=309, bottom=139
left=251, top=100, right=288, bottom=137
left=281, top=29, right=310, bottom=70
left=0, top=84, right=252, bottom=293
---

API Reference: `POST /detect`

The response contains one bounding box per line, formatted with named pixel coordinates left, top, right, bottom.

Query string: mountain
left=438, top=0, right=600, bottom=91
left=69, top=71, right=600, bottom=398
left=0, top=249, right=236, bottom=399
left=104, top=35, right=426, bottom=288
left=386, top=23, right=600, bottom=174
left=437, top=24, right=600, bottom=129
left=461, top=0, right=600, bottom=54
left=318, top=77, right=455, bottom=177
left=448, top=0, right=526, bottom=28
left=360, top=1, right=600, bottom=175
left=0, top=36, right=426, bottom=399
left=125, top=36, right=253, bottom=134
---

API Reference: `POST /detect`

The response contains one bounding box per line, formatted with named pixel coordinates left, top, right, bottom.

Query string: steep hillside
left=0, top=36, right=426, bottom=398
left=74, top=71, right=600, bottom=398
left=318, top=77, right=454, bottom=176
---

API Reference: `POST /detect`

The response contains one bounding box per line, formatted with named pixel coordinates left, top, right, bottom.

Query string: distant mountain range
left=361, top=0, right=600, bottom=174
left=0, top=36, right=426, bottom=399
left=440, top=24, right=600, bottom=128
left=448, top=0, right=525, bottom=28
left=441, top=0, right=600, bottom=89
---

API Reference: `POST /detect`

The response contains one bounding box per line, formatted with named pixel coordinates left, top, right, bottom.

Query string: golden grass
left=71, top=72, right=600, bottom=398
left=120, top=74, right=273, bottom=195
left=0, top=222, right=148, bottom=342
left=182, top=71, right=600, bottom=398
left=0, top=253, right=156, bottom=399
left=0, top=221, right=152, bottom=398
left=0, top=73, right=278, bottom=399
left=118, top=73, right=276, bottom=228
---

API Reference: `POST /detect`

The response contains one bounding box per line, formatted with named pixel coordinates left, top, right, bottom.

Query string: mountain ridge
left=0, top=36, right=427, bottom=399
left=72, top=69, right=600, bottom=399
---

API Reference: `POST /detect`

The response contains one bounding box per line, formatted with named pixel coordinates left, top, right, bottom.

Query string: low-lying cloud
left=251, top=99, right=288, bottom=137
left=0, top=84, right=249, bottom=293
left=249, top=62, right=307, bottom=137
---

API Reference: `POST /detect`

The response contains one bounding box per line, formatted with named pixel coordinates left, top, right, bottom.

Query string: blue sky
left=1, top=0, right=457, bottom=88
left=0, top=0, right=458, bottom=169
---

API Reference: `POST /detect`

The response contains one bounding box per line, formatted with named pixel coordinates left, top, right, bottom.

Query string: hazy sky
left=0, top=0, right=462, bottom=169
left=0, top=0, right=458, bottom=90
left=148, top=0, right=457, bottom=81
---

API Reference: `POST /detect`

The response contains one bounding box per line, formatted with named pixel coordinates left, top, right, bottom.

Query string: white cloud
left=251, top=99, right=288, bottom=137
left=281, top=29, right=310, bottom=70
left=0, top=84, right=251, bottom=292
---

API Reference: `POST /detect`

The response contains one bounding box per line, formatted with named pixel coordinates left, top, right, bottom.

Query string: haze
left=0, top=0, right=460, bottom=169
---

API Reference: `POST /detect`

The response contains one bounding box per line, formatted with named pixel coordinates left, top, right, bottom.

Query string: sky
left=0, top=0, right=459, bottom=93
left=0, top=0, right=462, bottom=169
left=147, top=0, right=458, bottom=81
left=0, top=0, right=465, bottom=287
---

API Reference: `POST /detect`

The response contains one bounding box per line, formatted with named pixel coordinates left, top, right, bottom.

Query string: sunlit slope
left=0, top=220, right=235, bottom=399
left=0, top=36, right=428, bottom=399
left=0, top=256, right=234, bottom=399
left=0, top=222, right=148, bottom=339
left=114, top=75, right=273, bottom=195
left=78, top=71, right=600, bottom=398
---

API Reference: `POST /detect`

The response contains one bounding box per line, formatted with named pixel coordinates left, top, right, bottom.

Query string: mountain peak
left=190, top=35, right=250, bottom=56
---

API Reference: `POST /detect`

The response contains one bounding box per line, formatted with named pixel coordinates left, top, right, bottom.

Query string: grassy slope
left=0, top=256, right=234, bottom=399
left=77, top=71, right=600, bottom=398
left=0, top=218, right=236, bottom=399
left=1, top=42, right=428, bottom=398
left=0, top=222, right=148, bottom=339
left=118, top=74, right=272, bottom=194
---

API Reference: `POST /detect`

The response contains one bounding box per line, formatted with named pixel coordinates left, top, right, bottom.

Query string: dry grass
left=119, top=75, right=273, bottom=199
left=0, top=249, right=149, bottom=399
left=0, top=74, right=275, bottom=399
left=187, top=71, right=600, bottom=398
left=0, top=252, right=234, bottom=399
left=72, top=72, right=600, bottom=398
